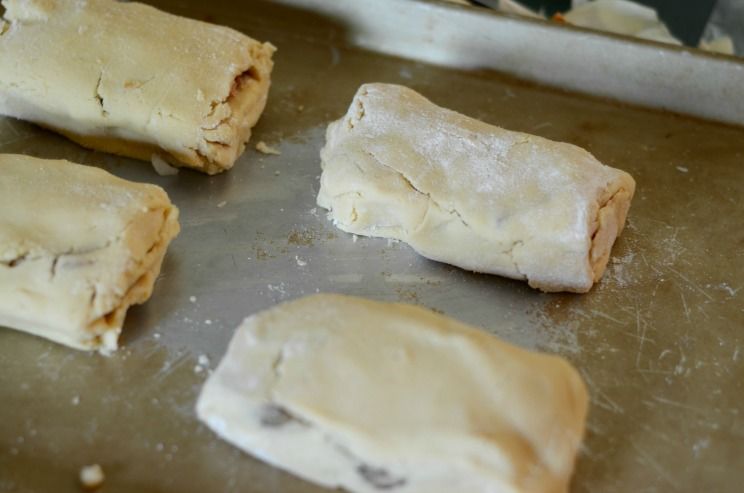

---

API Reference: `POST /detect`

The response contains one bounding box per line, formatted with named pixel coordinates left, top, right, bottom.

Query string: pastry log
left=197, top=294, right=588, bottom=493
left=317, top=84, right=636, bottom=292
left=0, top=0, right=275, bottom=174
left=0, top=154, right=179, bottom=352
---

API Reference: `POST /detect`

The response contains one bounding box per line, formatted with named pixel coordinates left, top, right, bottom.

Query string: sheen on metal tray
left=0, top=1, right=742, bottom=492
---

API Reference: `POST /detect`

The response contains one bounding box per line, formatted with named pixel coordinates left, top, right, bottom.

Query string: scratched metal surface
left=1, top=1, right=743, bottom=492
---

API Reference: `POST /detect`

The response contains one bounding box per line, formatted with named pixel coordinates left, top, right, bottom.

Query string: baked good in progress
left=0, top=154, right=180, bottom=353
left=197, top=294, right=588, bottom=493
left=0, top=0, right=275, bottom=174
left=317, top=84, right=636, bottom=292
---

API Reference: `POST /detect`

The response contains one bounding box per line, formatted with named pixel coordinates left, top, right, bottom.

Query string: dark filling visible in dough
left=259, top=404, right=296, bottom=428
left=258, top=401, right=408, bottom=490
left=230, top=66, right=261, bottom=98
left=357, top=465, right=407, bottom=490
left=0, top=252, right=28, bottom=268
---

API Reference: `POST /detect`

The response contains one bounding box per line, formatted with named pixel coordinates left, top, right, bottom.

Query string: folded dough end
left=589, top=175, right=636, bottom=285
left=0, top=155, right=180, bottom=353
left=190, top=42, right=276, bottom=174
left=84, top=205, right=180, bottom=354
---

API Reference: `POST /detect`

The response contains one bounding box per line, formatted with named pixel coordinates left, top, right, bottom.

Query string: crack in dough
left=93, top=71, right=108, bottom=116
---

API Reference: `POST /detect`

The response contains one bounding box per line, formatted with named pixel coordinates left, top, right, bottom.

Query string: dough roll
left=0, top=0, right=275, bottom=174
left=197, top=294, right=588, bottom=493
left=0, top=154, right=180, bottom=353
left=317, top=84, right=636, bottom=293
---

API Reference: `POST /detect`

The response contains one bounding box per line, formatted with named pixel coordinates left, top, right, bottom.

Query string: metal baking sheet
left=1, top=1, right=742, bottom=492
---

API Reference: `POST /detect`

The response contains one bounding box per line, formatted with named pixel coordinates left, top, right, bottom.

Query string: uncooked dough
left=0, top=0, right=275, bottom=174
left=0, top=154, right=180, bottom=353
left=197, top=294, right=588, bottom=493
left=317, top=83, right=636, bottom=292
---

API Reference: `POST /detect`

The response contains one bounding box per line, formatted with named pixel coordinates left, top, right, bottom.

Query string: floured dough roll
left=197, top=294, right=588, bottom=493
left=0, top=154, right=180, bottom=353
left=317, top=84, right=635, bottom=293
left=0, top=0, right=275, bottom=175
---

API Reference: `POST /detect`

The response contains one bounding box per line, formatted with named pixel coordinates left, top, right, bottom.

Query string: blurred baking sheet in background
left=1, top=1, right=742, bottom=492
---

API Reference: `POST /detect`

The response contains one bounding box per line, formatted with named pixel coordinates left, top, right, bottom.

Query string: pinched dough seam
left=588, top=183, right=629, bottom=279
left=266, top=346, right=409, bottom=490
left=188, top=67, right=262, bottom=164
left=333, top=148, right=528, bottom=280
left=343, top=94, right=532, bottom=279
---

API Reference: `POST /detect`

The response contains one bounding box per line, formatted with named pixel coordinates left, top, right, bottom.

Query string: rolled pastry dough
left=0, top=0, right=275, bottom=174
left=0, top=154, right=179, bottom=352
left=317, top=84, right=636, bottom=293
left=197, top=294, right=588, bottom=493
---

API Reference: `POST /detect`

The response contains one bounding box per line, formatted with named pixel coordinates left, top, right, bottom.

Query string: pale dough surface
left=0, top=154, right=180, bottom=352
left=0, top=0, right=275, bottom=174
left=197, top=294, right=588, bottom=493
left=317, top=84, right=636, bottom=292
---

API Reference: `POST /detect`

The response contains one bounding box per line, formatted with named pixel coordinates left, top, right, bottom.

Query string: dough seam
left=364, top=149, right=471, bottom=232
left=335, top=149, right=531, bottom=280
left=84, top=206, right=177, bottom=351
left=588, top=184, right=632, bottom=282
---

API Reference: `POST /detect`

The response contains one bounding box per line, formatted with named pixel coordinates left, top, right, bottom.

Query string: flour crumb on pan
left=256, top=141, right=281, bottom=155
left=79, top=464, right=105, bottom=490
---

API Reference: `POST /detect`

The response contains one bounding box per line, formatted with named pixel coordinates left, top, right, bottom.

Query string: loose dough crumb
left=151, top=154, right=179, bottom=176
left=217, top=201, right=227, bottom=208
left=256, top=141, right=281, bottom=155
left=79, top=464, right=105, bottom=490
left=189, top=296, right=197, bottom=303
